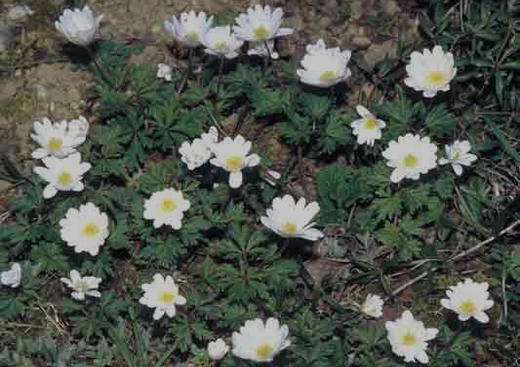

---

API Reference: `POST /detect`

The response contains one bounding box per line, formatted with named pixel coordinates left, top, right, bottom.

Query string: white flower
left=232, top=318, right=290, bottom=362
left=68, top=115, right=90, bottom=140
left=201, top=126, right=219, bottom=150
left=382, top=133, right=438, bottom=183
left=139, top=274, right=186, bottom=320
left=438, top=140, right=477, bottom=176
left=404, top=45, right=457, bottom=98
left=59, top=202, right=109, bottom=256
left=202, top=26, right=244, bottom=59
left=157, top=63, right=173, bottom=81
left=360, top=294, right=384, bottom=318
left=143, top=188, right=190, bottom=229
left=350, top=105, right=386, bottom=146
left=233, top=5, right=293, bottom=42
left=210, top=135, right=260, bottom=188
left=61, top=270, right=101, bottom=300
left=208, top=338, right=230, bottom=361
left=296, top=39, right=352, bottom=88
left=33, top=152, right=91, bottom=199
left=248, top=40, right=279, bottom=59
left=179, top=138, right=212, bottom=170
left=31, top=117, right=86, bottom=159
left=385, top=310, right=438, bottom=364
left=261, top=194, right=323, bottom=241
left=55, top=6, right=103, bottom=46
left=265, top=169, right=281, bottom=186
left=164, top=11, right=213, bottom=47
left=440, top=278, right=494, bottom=323
left=1, top=263, right=22, bottom=288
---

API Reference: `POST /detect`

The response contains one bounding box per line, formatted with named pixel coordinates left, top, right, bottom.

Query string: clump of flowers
left=210, top=135, right=260, bottom=188
left=139, top=274, right=186, bottom=320
left=438, top=140, right=477, bottom=176
left=296, top=39, right=352, bottom=88
left=382, top=134, right=438, bottom=183
left=143, top=188, right=191, bottom=229
left=164, top=11, right=213, bottom=47
left=61, top=270, right=102, bottom=301
left=30, top=117, right=88, bottom=159
left=350, top=105, right=386, bottom=146
left=1, top=263, right=22, bottom=288
left=55, top=6, right=103, bottom=46
left=232, top=318, right=290, bottom=362
left=404, top=45, right=457, bottom=98
left=33, top=152, right=91, bottom=199
left=59, top=202, right=109, bottom=256
left=385, top=310, right=438, bottom=364
left=261, top=194, right=323, bottom=241
left=360, top=293, right=384, bottom=318
left=233, top=5, right=293, bottom=42
left=440, top=278, right=493, bottom=323
left=207, top=339, right=229, bottom=361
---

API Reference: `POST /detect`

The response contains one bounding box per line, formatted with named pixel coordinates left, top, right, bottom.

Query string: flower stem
left=85, top=45, right=113, bottom=89
left=216, top=55, right=225, bottom=97
left=263, top=40, right=272, bottom=68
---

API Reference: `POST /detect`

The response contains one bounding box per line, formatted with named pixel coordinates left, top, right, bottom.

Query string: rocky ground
left=0, top=0, right=421, bottom=204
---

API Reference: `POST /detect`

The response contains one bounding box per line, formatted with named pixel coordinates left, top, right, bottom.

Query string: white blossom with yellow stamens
left=404, top=45, right=457, bottom=98
left=139, top=274, right=186, bottom=320
left=31, top=117, right=86, bottom=159
left=33, top=152, right=91, bottom=199
left=1, top=263, right=22, bottom=288
left=232, top=318, right=290, bottom=362
left=210, top=135, right=260, bottom=188
left=382, top=133, right=438, bottom=183
left=385, top=310, right=438, bottom=364
left=55, top=6, right=103, bottom=47
left=143, top=188, right=190, bottom=229
left=207, top=339, right=230, bottom=361
left=59, top=202, right=109, bottom=256
left=202, top=26, right=244, bottom=59
left=233, top=5, right=293, bottom=42
left=438, top=140, right=477, bottom=176
left=61, top=270, right=101, bottom=301
left=260, top=194, right=323, bottom=241
left=350, top=105, right=386, bottom=146
left=360, top=293, right=384, bottom=318
left=440, top=278, right=493, bottom=323
left=164, top=11, right=213, bottom=47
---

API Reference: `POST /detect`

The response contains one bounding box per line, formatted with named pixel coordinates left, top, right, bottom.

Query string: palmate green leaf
left=281, top=111, right=313, bottom=145
left=378, top=87, right=421, bottom=141
left=424, top=103, right=457, bottom=137
left=320, top=113, right=352, bottom=154
left=375, top=222, right=422, bottom=260
left=138, top=159, right=179, bottom=194
left=251, top=88, right=286, bottom=116
left=138, top=235, right=186, bottom=265
left=30, top=243, right=69, bottom=272
left=218, top=264, right=269, bottom=302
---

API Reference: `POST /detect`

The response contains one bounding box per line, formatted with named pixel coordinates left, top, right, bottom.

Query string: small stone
left=7, top=5, right=34, bottom=22
left=352, top=36, right=371, bottom=50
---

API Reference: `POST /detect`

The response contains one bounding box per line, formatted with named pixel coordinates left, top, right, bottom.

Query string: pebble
left=7, top=5, right=34, bottom=22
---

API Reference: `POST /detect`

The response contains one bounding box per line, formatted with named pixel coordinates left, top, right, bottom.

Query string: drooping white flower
left=247, top=40, right=279, bottom=59
left=68, top=115, right=90, bottom=140
left=202, top=26, right=244, bottom=59
left=61, top=270, right=101, bottom=301
left=404, top=45, right=457, bottom=98
left=438, top=140, right=477, bottom=176
left=233, top=5, right=293, bottom=42
left=385, top=310, right=438, bottom=364
left=59, top=202, right=109, bottom=256
left=164, top=11, right=213, bottom=47
left=360, top=293, right=384, bottom=318
left=179, top=138, right=212, bottom=170
left=139, top=274, right=186, bottom=320
left=33, top=152, right=91, bottom=199
left=143, top=188, right=190, bottom=229
left=31, top=117, right=86, bottom=159
left=55, top=6, right=103, bottom=46
left=157, top=63, right=173, bottom=82
left=350, top=105, right=386, bottom=146
left=232, top=318, right=290, bottom=362
left=200, top=126, right=219, bottom=150
left=296, top=39, right=352, bottom=88
left=1, top=263, right=22, bottom=288
left=208, top=338, right=230, bottom=361
left=382, top=133, right=438, bottom=183
left=261, top=194, right=323, bottom=241
left=210, top=135, right=260, bottom=188
left=440, top=278, right=494, bottom=323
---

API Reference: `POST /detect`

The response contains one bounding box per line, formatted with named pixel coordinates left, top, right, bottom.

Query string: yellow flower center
left=214, top=41, right=227, bottom=51
left=57, top=171, right=73, bottom=186
left=158, top=291, right=176, bottom=303
left=76, top=280, right=89, bottom=292
left=82, top=222, right=100, bottom=237
left=253, top=26, right=269, bottom=40
left=427, top=71, right=445, bottom=86
left=363, top=117, right=377, bottom=130
left=255, top=344, right=274, bottom=360
left=225, top=156, right=243, bottom=171
left=282, top=221, right=298, bottom=234
left=403, top=153, right=418, bottom=168
left=47, top=137, right=63, bottom=153
left=401, top=331, right=416, bottom=347
left=186, top=32, right=199, bottom=42
left=452, top=152, right=460, bottom=160
left=319, top=70, right=336, bottom=83
left=459, top=299, right=477, bottom=316
left=161, top=199, right=177, bottom=212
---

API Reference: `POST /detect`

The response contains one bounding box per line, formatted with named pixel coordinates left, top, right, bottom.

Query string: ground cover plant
left=1, top=0, right=520, bottom=366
